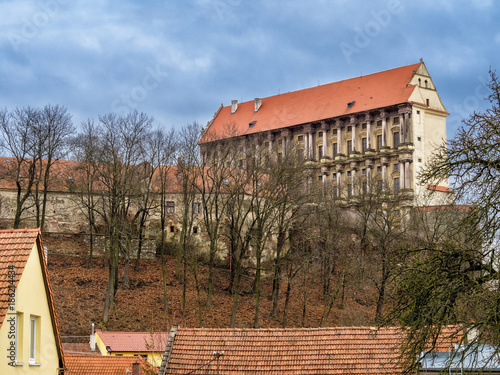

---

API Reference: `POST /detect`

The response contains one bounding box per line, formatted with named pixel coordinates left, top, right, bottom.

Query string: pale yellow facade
left=0, top=243, right=61, bottom=374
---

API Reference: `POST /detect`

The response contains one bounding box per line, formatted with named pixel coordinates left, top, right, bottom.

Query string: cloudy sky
left=1, top=0, right=498, bottom=138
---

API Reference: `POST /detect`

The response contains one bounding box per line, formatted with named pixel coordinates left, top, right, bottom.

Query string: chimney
left=89, top=323, right=96, bottom=351
left=133, top=361, right=141, bottom=375
left=254, top=98, right=262, bottom=112
left=231, top=100, right=238, bottom=114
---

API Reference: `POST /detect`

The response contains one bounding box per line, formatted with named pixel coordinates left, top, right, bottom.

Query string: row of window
left=332, top=177, right=401, bottom=198
left=166, top=202, right=201, bottom=214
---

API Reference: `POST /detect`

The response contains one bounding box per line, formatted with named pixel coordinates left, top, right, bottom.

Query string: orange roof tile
left=65, top=354, right=158, bottom=375
left=200, top=63, right=422, bottom=143
left=97, top=330, right=171, bottom=352
left=161, top=326, right=460, bottom=375
left=426, top=184, right=454, bottom=193
left=0, top=228, right=65, bottom=369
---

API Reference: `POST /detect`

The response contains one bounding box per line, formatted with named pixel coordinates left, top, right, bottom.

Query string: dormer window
left=249, top=121, right=256, bottom=128
left=347, top=101, right=355, bottom=109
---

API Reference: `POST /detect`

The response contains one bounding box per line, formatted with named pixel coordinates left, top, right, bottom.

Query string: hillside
left=44, top=235, right=376, bottom=337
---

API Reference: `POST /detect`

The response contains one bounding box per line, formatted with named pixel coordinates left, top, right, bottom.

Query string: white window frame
left=29, top=316, right=36, bottom=365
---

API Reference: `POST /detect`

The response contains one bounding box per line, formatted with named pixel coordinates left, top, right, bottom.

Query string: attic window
left=249, top=121, right=256, bottom=128
left=347, top=101, right=356, bottom=109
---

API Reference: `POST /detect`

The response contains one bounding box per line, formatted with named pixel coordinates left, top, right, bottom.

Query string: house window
left=29, top=316, right=39, bottom=365
left=362, top=168, right=366, bottom=175
left=166, top=201, right=175, bottom=213
left=347, top=171, right=352, bottom=177
left=318, top=131, right=323, bottom=137
left=332, top=143, right=337, bottom=157
left=393, top=117, right=400, bottom=125
left=376, top=120, right=382, bottom=128
left=394, top=163, right=399, bottom=172
left=297, top=135, right=304, bottom=142
left=361, top=137, right=367, bottom=153
left=393, top=132, right=400, bottom=148
left=377, top=166, right=382, bottom=173
left=318, top=145, right=323, bottom=158
left=332, top=173, right=337, bottom=179
left=16, top=312, right=24, bottom=363
left=347, top=126, right=352, bottom=132
left=193, top=203, right=201, bottom=214
left=361, top=123, right=367, bottom=130
left=347, top=140, right=352, bottom=155
left=394, top=177, right=400, bottom=194
left=332, top=129, right=337, bottom=135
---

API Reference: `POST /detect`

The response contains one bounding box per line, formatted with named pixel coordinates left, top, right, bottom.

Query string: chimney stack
left=231, top=100, right=238, bottom=114
left=254, top=98, right=262, bottom=112
left=133, top=361, right=141, bottom=375
left=89, top=323, right=96, bottom=351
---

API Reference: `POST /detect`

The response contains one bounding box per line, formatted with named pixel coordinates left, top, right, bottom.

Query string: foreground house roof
left=159, top=326, right=459, bottom=375
left=200, top=61, right=446, bottom=143
left=65, top=354, right=158, bottom=374
left=96, top=330, right=171, bottom=353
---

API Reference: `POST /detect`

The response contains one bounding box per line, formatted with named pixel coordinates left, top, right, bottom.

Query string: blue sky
left=1, top=0, right=499, bottom=138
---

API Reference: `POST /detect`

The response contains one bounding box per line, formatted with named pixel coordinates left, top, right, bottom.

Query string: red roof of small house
left=65, top=354, right=158, bottom=375
left=200, top=63, right=422, bottom=144
left=160, top=326, right=460, bottom=375
left=0, top=229, right=65, bottom=369
left=97, top=330, right=171, bottom=353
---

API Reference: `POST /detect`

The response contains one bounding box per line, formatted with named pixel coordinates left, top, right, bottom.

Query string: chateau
left=199, top=60, right=450, bottom=204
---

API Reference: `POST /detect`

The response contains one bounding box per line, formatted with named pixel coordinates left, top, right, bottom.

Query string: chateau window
left=361, top=123, right=367, bottom=130
left=361, top=137, right=367, bottom=153
left=278, top=152, right=282, bottom=162
left=333, top=186, right=338, bottom=198
left=394, top=177, right=400, bottom=194
left=193, top=226, right=198, bottom=234
left=332, top=129, right=337, bottom=135
left=347, top=171, right=352, bottom=177
left=376, top=120, right=382, bottom=128
left=298, top=135, right=304, bottom=142
left=332, top=143, right=337, bottom=156
left=298, top=149, right=304, bottom=161
left=193, top=203, right=201, bottom=214
left=347, top=184, right=352, bottom=198
left=377, top=135, right=382, bottom=150
left=377, top=166, right=382, bottom=173
left=318, top=145, right=323, bottom=158
left=166, top=201, right=175, bottom=213
left=318, top=131, right=323, bottom=137
left=426, top=99, right=430, bottom=106
left=362, top=181, right=367, bottom=195
left=393, top=132, right=400, bottom=148
left=29, top=316, right=39, bottom=365
left=394, top=163, right=399, bottom=172
left=264, top=141, right=269, bottom=148
left=393, top=117, right=400, bottom=125
left=318, top=175, right=322, bottom=181
left=377, top=179, right=383, bottom=191
left=170, top=225, right=175, bottom=233
left=332, top=173, right=337, bottom=179
left=347, top=140, right=352, bottom=155
left=347, top=126, right=352, bottom=132
left=362, top=168, right=366, bottom=175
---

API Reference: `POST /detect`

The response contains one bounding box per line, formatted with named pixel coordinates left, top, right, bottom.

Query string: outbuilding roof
left=65, top=354, right=158, bottom=375
left=97, top=330, right=171, bottom=353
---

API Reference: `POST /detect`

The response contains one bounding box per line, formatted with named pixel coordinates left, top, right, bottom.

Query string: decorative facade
left=200, top=61, right=450, bottom=205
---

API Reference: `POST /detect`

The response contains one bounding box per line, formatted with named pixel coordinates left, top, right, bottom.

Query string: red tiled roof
left=426, top=184, right=454, bottom=193
left=65, top=354, right=158, bottom=375
left=0, top=229, right=65, bottom=368
left=200, top=63, right=422, bottom=143
left=97, top=330, right=171, bottom=352
left=161, top=326, right=460, bottom=375
left=62, top=342, right=100, bottom=355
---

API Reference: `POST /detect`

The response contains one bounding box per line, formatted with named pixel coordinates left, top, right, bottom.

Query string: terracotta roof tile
left=162, top=326, right=460, bottom=375
left=97, top=330, right=171, bottom=352
left=200, top=63, right=422, bottom=143
left=65, top=354, right=158, bottom=375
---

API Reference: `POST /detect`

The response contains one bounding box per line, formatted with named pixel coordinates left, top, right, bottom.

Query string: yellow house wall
left=0, top=243, right=61, bottom=374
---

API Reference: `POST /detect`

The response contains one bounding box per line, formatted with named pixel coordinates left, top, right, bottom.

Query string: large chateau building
left=199, top=61, right=450, bottom=204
